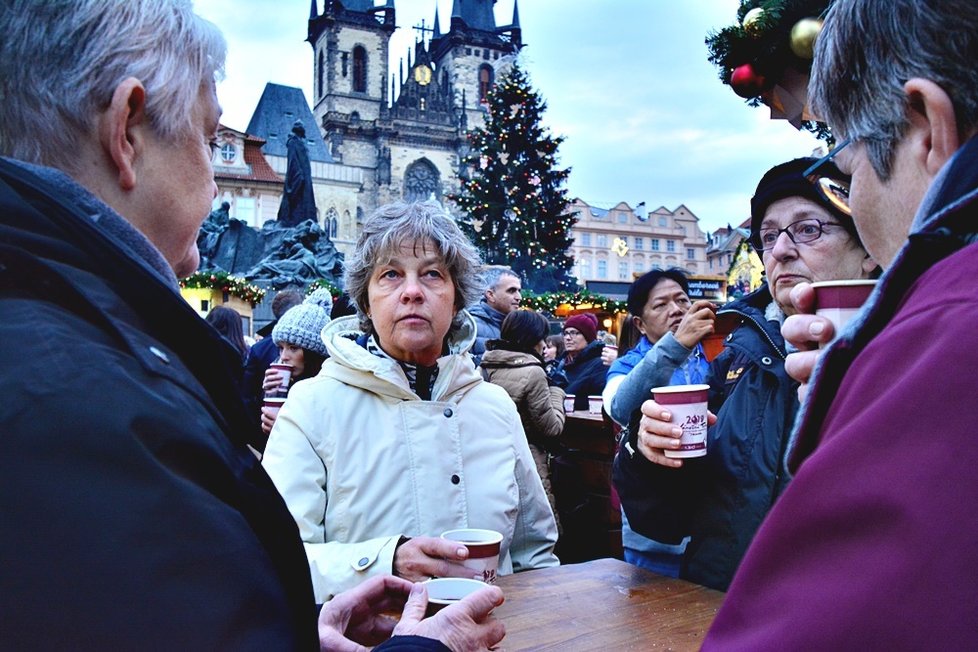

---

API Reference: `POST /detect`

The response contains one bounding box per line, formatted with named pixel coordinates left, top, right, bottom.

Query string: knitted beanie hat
left=564, top=313, right=599, bottom=343
left=272, top=289, right=333, bottom=357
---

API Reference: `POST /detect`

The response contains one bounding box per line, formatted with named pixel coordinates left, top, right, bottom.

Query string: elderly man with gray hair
left=0, top=2, right=506, bottom=650
left=704, top=0, right=978, bottom=648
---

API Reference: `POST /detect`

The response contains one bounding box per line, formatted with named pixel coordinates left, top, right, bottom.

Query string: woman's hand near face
left=393, top=536, right=475, bottom=581
left=262, top=365, right=286, bottom=394
left=674, top=300, right=717, bottom=349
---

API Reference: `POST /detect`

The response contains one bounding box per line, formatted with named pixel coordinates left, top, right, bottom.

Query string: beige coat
left=480, top=348, right=566, bottom=526
left=262, top=314, right=559, bottom=602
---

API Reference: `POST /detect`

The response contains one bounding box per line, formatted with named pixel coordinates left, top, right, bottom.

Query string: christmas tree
left=450, top=63, right=576, bottom=292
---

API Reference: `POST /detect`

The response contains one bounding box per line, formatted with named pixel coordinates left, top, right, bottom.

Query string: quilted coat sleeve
left=609, top=332, right=692, bottom=426
left=522, top=367, right=566, bottom=440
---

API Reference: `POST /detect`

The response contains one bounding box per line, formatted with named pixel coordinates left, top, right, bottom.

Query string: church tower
left=308, top=0, right=395, bottom=165
left=429, top=0, right=523, bottom=130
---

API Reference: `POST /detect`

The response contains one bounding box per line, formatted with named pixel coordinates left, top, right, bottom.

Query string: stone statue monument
left=277, top=120, right=318, bottom=227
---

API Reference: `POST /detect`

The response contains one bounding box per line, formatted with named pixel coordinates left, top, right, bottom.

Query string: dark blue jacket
left=614, top=285, right=798, bottom=590
left=558, top=339, right=607, bottom=411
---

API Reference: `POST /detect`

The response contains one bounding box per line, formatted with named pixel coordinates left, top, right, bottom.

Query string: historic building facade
left=215, top=0, right=522, bottom=256
left=567, top=198, right=710, bottom=286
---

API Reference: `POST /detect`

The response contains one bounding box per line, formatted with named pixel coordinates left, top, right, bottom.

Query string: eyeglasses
left=803, top=137, right=853, bottom=177
left=563, top=329, right=583, bottom=338
left=802, top=137, right=854, bottom=218
left=751, top=218, right=845, bottom=251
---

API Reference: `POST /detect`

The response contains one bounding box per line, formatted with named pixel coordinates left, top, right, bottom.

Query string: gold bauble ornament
left=790, top=18, right=823, bottom=59
left=743, top=7, right=765, bottom=35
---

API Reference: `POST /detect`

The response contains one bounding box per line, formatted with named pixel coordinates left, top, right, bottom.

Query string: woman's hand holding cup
left=637, top=398, right=717, bottom=468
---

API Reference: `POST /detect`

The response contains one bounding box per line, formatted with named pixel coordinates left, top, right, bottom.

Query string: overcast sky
left=195, top=0, right=822, bottom=234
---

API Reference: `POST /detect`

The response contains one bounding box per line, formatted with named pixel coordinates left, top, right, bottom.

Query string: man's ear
left=97, top=77, right=148, bottom=191
left=903, top=78, right=961, bottom=178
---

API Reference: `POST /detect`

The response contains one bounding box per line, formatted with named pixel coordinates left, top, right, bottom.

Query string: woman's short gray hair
left=345, top=201, right=483, bottom=335
left=0, top=0, right=226, bottom=171
left=810, top=0, right=978, bottom=180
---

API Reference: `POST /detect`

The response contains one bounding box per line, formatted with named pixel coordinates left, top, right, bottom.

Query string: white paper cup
left=588, top=395, right=603, bottom=415
left=811, top=280, right=877, bottom=346
left=652, top=384, right=710, bottom=459
left=441, top=528, right=502, bottom=584
left=423, top=577, right=488, bottom=615
left=564, top=394, right=576, bottom=414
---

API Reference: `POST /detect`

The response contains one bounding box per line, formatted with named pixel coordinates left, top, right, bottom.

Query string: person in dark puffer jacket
left=555, top=313, right=607, bottom=411
left=615, top=156, right=878, bottom=591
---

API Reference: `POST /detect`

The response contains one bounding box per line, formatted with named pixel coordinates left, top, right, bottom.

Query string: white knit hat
left=272, top=289, right=333, bottom=357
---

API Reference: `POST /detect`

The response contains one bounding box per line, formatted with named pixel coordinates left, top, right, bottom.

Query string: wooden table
left=494, top=558, right=724, bottom=651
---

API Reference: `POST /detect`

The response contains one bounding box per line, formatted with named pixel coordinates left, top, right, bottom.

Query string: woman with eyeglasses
left=615, top=156, right=878, bottom=591
left=556, top=313, right=608, bottom=411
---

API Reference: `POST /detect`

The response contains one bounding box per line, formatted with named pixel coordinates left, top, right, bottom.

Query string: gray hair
left=0, top=0, right=226, bottom=171
left=810, top=0, right=978, bottom=180
left=480, top=264, right=518, bottom=295
left=344, top=201, right=483, bottom=335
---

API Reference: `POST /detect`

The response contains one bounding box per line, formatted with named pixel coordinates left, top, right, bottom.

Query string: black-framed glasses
left=751, top=218, right=845, bottom=251
left=563, top=329, right=583, bottom=338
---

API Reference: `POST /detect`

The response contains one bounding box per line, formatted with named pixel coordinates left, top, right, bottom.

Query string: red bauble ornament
left=730, top=63, right=769, bottom=98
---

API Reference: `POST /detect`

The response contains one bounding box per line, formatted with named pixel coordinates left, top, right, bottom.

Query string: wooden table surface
left=493, top=558, right=724, bottom=651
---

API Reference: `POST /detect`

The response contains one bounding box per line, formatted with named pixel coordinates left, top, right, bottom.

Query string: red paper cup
left=423, top=577, right=488, bottom=616
left=652, top=384, right=710, bottom=459
left=811, top=280, right=877, bottom=346
left=262, top=396, right=286, bottom=410
left=441, top=528, right=503, bottom=584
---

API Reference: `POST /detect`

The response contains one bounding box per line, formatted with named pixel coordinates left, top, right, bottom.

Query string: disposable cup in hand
left=652, top=384, right=710, bottom=459
left=811, top=280, right=877, bottom=346
left=423, top=577, right=488, bottom=616
left=441, top=528, right=502, bottom=584
left=266, top=363, right=293, bottom=398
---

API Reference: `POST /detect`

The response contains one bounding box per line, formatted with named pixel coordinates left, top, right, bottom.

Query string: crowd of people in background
left=6, top=0, right=978, bottom=649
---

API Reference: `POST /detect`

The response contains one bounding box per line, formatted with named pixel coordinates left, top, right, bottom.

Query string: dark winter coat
left=558, top=339, right=608, bottom=411
left=468, top=299, right=505, bottom=359
left=614, top=285, right=798, bottom=590
left=0, top=158, right=444, bottom=651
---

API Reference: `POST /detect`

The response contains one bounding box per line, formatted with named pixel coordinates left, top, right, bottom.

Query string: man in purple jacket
left=703, top=0, right=978, bottom=647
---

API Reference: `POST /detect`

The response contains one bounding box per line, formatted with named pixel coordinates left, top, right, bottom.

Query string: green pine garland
left=306, top=278, right=342, bottom=299
left=521, top=289, right=625, bottom=315
left=180, top=271, right=266, bottom=307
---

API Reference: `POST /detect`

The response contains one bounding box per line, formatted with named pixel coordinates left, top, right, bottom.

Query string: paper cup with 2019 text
left=441, top=528, right=502, bottom=584
left=652, top=384, right=710, bottom=459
